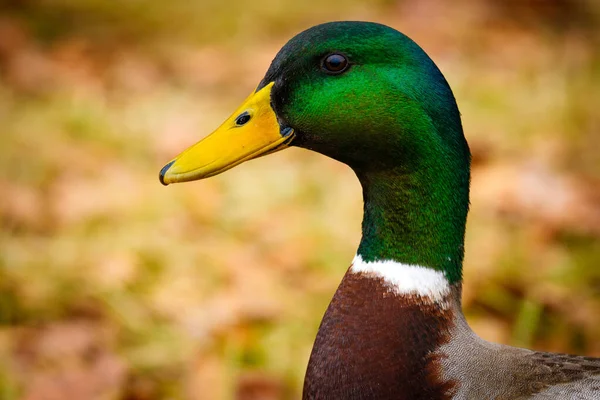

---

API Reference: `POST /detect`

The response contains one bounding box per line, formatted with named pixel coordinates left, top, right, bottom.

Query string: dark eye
left=322, top=53, right=349, bottom=74
left=235, top=111, right=251, bottom=126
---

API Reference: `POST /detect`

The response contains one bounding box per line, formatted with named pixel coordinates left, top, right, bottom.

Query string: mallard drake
left=159, top=21, right=600, bottom=399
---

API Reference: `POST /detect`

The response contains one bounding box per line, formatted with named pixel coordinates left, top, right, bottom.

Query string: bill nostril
left=235, top=111, right=251, bottom=126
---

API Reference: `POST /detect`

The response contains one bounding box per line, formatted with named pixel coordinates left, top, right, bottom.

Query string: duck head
left=160, top=21, right=470, bottom=284
left=159, top=21, right=468, bottom=182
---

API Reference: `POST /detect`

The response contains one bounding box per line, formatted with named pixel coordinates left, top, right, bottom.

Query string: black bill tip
left=159, top=160, right=175, bottom=186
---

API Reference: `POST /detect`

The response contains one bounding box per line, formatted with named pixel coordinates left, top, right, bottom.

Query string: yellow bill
left=159, top=82, right=294, bottom=185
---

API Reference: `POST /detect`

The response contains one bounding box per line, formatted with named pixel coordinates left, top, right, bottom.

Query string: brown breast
left=302, top=269, right=458, bottom=400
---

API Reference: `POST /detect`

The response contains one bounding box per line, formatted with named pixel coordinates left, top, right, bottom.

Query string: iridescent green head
left=261, top=22, right=468, bottom=173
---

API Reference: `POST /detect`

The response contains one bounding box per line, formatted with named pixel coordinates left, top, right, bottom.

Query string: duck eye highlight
left=322, top=54, right=349, bottom=74
left=235, top=111, right=251, bottom=126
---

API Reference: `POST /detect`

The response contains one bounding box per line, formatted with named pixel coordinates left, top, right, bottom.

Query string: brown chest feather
left=303, top=272, right=457, bottom=400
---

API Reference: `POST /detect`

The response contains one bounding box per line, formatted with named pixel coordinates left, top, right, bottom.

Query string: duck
left=159, top=21, right=600, bottom=400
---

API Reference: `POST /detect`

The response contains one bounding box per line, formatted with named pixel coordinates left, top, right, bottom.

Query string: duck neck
left=355, top=152, right=470, bottom=286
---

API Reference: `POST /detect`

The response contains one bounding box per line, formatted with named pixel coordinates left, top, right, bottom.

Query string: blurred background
left=1, top=0, right=599, bottom=399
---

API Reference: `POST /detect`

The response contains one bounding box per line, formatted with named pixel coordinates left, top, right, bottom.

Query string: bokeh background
left=1, top=0, right=599, bottom=399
